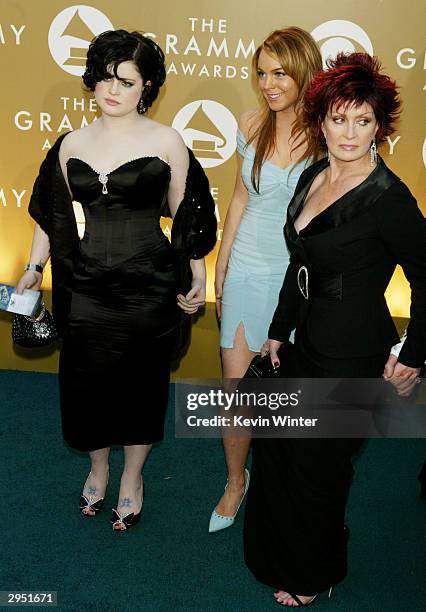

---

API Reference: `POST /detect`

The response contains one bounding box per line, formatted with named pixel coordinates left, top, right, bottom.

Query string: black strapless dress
left=59, top=156, right=179, bottom=451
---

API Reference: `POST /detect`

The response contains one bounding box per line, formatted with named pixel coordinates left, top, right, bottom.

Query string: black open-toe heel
left=80, top=495, right=104, bottom=516
left=79, top=470, right=109, bottom=517
left=110, top=508, right=141, bottom=531
left=275, top=524, right=343, bottom=606
left=287, top=593, right=319, bottom=608
left=275, top=586, right=334, bottom=607
left=111, top=477, right=143, bottom=531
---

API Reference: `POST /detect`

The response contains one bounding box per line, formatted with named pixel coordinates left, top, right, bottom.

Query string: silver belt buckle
left=297, top=265, right=309, bottom=300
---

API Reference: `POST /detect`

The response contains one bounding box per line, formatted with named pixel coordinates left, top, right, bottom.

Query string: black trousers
left=244, top=343, right=387, bottom=594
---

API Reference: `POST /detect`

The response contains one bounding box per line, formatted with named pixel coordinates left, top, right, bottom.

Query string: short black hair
left=83, top=29, right=166, bottom=113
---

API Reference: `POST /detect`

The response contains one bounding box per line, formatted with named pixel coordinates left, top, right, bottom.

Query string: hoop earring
left=370, top=140, right=377, bottom=166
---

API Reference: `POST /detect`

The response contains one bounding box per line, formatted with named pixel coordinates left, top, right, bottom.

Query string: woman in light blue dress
left=220, top=128, right=306, bottom=351
left=209, top=27, right=323, bottom=532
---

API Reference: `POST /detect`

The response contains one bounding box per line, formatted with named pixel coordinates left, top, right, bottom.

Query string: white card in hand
left=0, top=284, right=41, bottom=316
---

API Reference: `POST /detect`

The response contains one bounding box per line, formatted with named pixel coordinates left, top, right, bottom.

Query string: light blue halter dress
left=220, top=128, right=309, bottom=352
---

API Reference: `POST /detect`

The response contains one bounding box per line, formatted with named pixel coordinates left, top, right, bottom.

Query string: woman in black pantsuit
left=244, top=53, right=426, bottom=606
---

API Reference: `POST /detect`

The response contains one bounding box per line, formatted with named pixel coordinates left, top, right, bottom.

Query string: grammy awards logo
left=172, top=100, right=237, bottom=168
left=311, top=20, right=373, bottom=68
left=48, top=5, right=113, bottom=76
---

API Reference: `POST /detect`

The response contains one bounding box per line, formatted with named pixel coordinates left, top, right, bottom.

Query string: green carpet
left=1, top=370, right=425, bottom=611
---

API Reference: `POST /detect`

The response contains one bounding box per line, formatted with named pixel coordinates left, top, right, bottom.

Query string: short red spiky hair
left=303, top=53, right=401, bottom=152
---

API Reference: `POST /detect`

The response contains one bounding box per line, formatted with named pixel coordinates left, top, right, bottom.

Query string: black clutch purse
left=12, top=304, right=58, bottom=348
left=244, top=342, right=293, bottom=378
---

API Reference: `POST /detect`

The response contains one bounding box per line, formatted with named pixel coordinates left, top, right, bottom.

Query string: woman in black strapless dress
left=16, top=30, right=216, bottom=531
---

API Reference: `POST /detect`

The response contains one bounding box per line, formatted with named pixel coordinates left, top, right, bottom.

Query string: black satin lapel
left=300, top=157, right=400, bottom=237
left=287, top=157, right=328, bottom=220
left=286, top=158, right=328, bottom=244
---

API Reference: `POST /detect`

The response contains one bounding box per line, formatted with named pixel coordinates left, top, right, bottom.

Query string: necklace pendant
left=98, top=173, right=109, bottom=194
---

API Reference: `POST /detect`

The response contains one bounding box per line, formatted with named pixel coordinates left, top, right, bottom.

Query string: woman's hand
left=15, top=270, right=43, bottom=295
left=260, top=338, right=283, bottom=368
left=177, top=279, right=205, bottom=314
left=215, top=264, right=227, bottom=319
left=177, top=258, right=206, bottom=315
left=383, top=354, right=421, bottom=397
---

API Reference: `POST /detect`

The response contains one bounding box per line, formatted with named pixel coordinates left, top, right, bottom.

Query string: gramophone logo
left=48, top=5, right=113, bottom=76
left=311, top=20, right=373, bottom=68
left=172, top=100, right=237, bottom=168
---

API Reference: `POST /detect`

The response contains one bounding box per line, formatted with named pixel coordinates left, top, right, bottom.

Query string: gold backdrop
left=0, top=0, right=425, bottom=371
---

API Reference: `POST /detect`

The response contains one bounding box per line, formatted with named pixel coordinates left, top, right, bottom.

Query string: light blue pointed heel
left=208, top=468, right=250, bottom=533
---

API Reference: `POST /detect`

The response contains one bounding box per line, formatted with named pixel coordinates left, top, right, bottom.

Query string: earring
left=138, top=98, right=146, bottom=114
left=370, top=140, right=377, bottom=166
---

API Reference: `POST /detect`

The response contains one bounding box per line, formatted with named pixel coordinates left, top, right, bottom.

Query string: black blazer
left=268, top=157, right=426, bottom=368
left=28, top=134, right=217, bottom=352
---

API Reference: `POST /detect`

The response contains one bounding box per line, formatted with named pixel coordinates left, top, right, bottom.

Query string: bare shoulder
left=163, top=126, right=186, bottom=151
left=58, top=124, right=93, bottom=159
left=239, top=109, right=261, bottom=140
left=146, top=119, right=185, bottom=147
left=166, top=127, right=189, bottom=166
left=143, top=120, right=188, bottom=164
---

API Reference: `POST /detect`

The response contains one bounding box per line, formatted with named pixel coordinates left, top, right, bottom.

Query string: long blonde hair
left=248, top=27, right=323, bottom=192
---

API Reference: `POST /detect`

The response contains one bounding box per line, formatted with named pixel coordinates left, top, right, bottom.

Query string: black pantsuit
left=244, top=157, right=426, bottom=593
